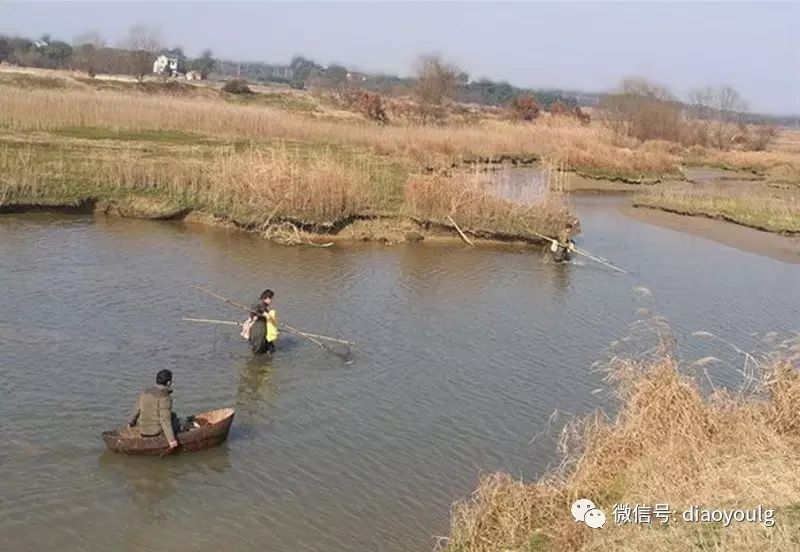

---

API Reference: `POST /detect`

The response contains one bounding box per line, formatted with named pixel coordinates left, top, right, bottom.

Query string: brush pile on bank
left=443, top=335, right=800, bottom=552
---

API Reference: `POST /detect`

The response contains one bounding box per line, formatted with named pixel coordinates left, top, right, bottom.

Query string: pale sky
left=1, top=1, right=798, bottom=114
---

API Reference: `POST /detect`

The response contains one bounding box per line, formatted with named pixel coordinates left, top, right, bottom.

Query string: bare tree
left=688, top=85, right=748, bottom=122
left=73, top=30, right=106, bottom=49
left=687, top=85, right=750, bottom=148
left=601, top=77, right=683, bottom=142
left=122, top=25, right=162, bottom=80
left=414, top=54, right=460, bottom=123
left=72, top=31, right=106, bottom=77
left=688, top=86, right=715, bottom=121
left=619, top=77, right=675, bottom=102
left=124, top=24, right=162, bottom=52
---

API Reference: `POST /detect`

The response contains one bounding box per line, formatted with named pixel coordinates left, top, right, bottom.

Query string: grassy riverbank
left=443, top=341, right=800, bottom=552
left=633, top=185, right=800, bottom=234
left=0, top=75, right=580, bottom=242
left=2, top=68, right=800, bottom=242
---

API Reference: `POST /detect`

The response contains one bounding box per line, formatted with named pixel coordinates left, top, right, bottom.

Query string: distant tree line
left=3, top=29, right=791, bottom=131
left=601, top=77, right=778, bottom=150
left=0, top=29, right=580, bottom=114
left=215, top=53, right=578, bottom=110
left=0, top=27, right=217, bottom=81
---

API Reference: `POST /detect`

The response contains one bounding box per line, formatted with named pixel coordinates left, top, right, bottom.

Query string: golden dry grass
left=685, top=145, right=800, bottom=174
left=0, top=69, right=797, bottom=182
left=0, top=144, right=391, bottom=226
left=443, top=334, right=800, bottom=552
left=0, top=86, right=679, bottom=175
left=2, top=71, right=798, bottom=241
left=208, top=148, right=379, bottom=224
left=406, top=171, right=575, bottom=239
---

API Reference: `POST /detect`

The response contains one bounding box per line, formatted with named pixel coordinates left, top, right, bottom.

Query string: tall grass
left=406, top=171, right=574, bottom=239
left=0, top=145, right=381, bottom=226
left=0, top=87, right=679, bottom=175
left=443, top=334, right=800, bottom=552
left=208, top=149, right=377, bottom=225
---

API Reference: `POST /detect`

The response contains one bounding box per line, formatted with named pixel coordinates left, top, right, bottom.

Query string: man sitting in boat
left=241, top=289, right=279, bottom=354
left=127, top=369, right=191, bottom=450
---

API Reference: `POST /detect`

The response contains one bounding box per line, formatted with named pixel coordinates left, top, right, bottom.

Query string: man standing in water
left=127, top=369, right=189, bottom=449
left=550, top=223, right=577, bottom=263
left=244, top=289, right=279, bottom=354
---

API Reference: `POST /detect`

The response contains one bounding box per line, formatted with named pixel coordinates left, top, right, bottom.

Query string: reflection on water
left=1, top=200, right=797, bottom=551
left=235, top=356, right=276, bottom=427
left=98, top=447, right=233, bottom=508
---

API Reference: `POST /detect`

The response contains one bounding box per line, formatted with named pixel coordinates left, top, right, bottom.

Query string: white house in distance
left=153, top=55, right=181, bottom=77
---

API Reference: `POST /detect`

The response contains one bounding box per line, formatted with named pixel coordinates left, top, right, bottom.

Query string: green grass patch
left=0, top=73, right=68, bottom=89
left=73, top=77, right=204, bottom=97
left=1, top=129, right=412, bottom=224
left=574, top=166, right=669, bottom=184
left=50, top=127, right=218, bottom=145
left=523, top=532, right=551, bottom=552
left=634, top=187, right=800, bottom=233
left=224, top=91, right=319, bottom=113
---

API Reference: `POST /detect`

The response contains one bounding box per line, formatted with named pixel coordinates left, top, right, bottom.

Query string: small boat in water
left=102, top=408, right=235, bottom=456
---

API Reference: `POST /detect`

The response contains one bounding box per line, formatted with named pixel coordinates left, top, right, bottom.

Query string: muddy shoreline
left=625, top=204, right=800, bottom=264
left=0, top=201, right=549, bottom=249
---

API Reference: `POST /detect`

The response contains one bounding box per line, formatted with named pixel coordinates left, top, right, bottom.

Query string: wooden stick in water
left=446, top=215, right=475, bottom=247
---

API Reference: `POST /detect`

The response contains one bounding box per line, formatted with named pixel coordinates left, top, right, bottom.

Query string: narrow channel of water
left=1, top=197, right=797, bottom=551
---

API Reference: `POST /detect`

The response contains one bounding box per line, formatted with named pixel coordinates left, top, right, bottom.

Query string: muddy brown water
left=1, top=197, right=798, bottom=551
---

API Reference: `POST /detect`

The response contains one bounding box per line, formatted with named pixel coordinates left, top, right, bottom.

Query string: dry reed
left=405, top=170, right=574, bottom=239
left=0, top=144, right=381, bottom=226
left=443, top=333, right=800, bottom=552
left=0, top=87, right=679, bottom=175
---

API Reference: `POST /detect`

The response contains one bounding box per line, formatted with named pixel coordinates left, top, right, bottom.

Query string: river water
left=1, top=197, right=797, bottom=551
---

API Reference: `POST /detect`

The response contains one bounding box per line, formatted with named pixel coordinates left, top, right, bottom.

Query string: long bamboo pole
left=192, top=286, right=355, bottom=352
left=521, top=225, right=628, bottom=274
left=183, top=317, right=240, bottom=326
left=193, top=286, right=252, bottom=313
left=283, top=324, right=355, bottom=345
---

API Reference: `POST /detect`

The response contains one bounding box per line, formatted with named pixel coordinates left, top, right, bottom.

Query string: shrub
left=510, top=94, right=540, bottom=122
left=358, top=91, right=389, bottom=124
left=549, top=100, right=570, bottom=116
left=414, top=54, right=459, bottom=123
left=221, top=79, right=252, bottom=95
left=573, top=106, right=591, bottom=125
left=746, top=124, right=778, bottom=151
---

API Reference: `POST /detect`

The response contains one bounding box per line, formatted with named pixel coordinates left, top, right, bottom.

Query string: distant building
left=153, top=55, right=181, bottom=77
left=346, top=72, right=367, bottom=82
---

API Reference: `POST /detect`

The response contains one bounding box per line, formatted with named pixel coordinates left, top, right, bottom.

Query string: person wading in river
left=241, top=289, right=279, bottom=354
left=550, top=223, right=577, bottom=263
left=127, top=369, right=192, bottom=449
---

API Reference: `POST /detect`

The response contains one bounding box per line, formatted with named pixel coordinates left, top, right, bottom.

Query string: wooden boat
left=102, top=408, right=235, bottom=456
